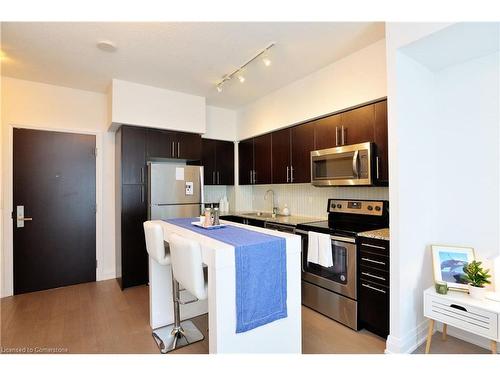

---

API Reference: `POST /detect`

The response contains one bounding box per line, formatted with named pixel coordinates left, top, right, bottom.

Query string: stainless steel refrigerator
left=148, top=162, right=204, bottom=221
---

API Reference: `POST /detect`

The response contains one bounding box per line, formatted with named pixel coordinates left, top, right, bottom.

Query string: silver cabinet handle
left=171, top=141, right=175, bottom=157
left=361, top=272, right=386, bottom=281
left=250, top=170, right=253, bottom=184
left=335, top=127, right=339, bottom=146
left=362, top=283, right=386, bottom=294
left=252, top=170, right=256, bottom=184
left=212, top=171, right=215, bottom=185
left=141, top=185, right=145, bottom=203
left=361, top=257, right=386, bottom=266
left=352, top=150, right=359, bottom=177
left=376, top=156, right=380, bottom=179
left=341, top=125, right=345, bottom=145
left=290, top=166, right=294, bottom=182
left=286, top=166, right=289, bottom=183
left=141, top=166, right=145, bottom=183
left=177, top=142, right=180, bottom=158
left=18, top=217, right=33, bottom=221
left=362, top=243, right=386, bottom=250
left=217, top=171, right=220, bottom=184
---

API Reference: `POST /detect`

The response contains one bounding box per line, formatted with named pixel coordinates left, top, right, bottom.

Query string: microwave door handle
left=352, top=150, right=359, bottom=177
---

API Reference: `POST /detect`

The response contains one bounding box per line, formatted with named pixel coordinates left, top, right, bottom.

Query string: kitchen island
left=153, top=219, right=302, bottom=354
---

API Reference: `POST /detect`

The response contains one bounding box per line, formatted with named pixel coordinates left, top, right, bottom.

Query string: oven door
left=296, top=229, right=357, bottom=300
left=310, top=142, right=372, bottom=186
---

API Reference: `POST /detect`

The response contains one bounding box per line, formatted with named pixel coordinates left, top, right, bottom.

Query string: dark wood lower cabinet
left=357, top=237, right=390, bottom=338
left=119, top=184, right=148, bottom=289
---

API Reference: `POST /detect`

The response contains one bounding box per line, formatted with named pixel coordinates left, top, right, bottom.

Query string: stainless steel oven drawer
left=302, top=280, right=358, bottom=330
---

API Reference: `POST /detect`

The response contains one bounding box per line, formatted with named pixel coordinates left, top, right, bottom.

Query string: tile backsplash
left=206, top=183, right=388, bottom=219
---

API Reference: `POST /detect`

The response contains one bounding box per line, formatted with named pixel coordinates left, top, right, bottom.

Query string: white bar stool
left=144, top=221, right=207, bottom=353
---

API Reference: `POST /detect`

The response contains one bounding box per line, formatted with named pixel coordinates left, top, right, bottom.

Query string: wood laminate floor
left=0, top=280, right=488, bottom=354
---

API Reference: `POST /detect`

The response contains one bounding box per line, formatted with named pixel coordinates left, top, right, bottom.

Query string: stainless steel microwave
left=310, top=142, right=373, bottom=186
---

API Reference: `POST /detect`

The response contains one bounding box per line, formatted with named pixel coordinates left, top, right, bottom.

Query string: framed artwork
left=431, top=245, right=475, bottom=291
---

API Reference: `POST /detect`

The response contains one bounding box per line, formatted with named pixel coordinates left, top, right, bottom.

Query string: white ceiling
left=1, top=22, right=385, bottom=109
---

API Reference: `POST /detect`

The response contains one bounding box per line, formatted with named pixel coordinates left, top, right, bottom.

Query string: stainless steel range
left=296, top=199, right=389, bottom=330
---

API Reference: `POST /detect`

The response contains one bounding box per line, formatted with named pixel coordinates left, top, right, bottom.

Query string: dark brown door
left=374, top=100, right=388, bottom=184
left=201, top=138, right=217, bottom=185
left=253, top=134, right=272, bottom=184
left=271, top=128, right=291, bottom=184
left=238, top=138, right=254, bottom=185
left=123, top=127, right=147, bottom=184
left=291, top=123, right=315, bottom=183
left=341, top=105, right=375, bottom=146
left=146, top=128, right=174, bottom=159
left=176, top=132, right=202, bottom=160
left=13, top=128, right=96, bottom=294
left=216, top=140, right=234, bottom=185
left=314, top=113, right=342, bottom=150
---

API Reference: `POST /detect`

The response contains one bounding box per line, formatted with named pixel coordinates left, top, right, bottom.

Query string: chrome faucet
left=264, top=189, right=278, bottom=218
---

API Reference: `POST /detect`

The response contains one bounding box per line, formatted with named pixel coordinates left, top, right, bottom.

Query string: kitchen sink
left=242, top=212, right=277, bottom=219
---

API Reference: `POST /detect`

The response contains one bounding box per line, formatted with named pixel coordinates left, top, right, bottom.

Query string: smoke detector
left=96, top=40, right=117, bottom=52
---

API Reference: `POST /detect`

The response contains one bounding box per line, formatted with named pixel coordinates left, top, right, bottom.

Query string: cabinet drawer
left=359, top=251, right=389, bottom=272
left=358, top=238, right=389, bottom=255
left=424, top=294, right=498, bottom=340
left=359, top=265, right=389, bottom=287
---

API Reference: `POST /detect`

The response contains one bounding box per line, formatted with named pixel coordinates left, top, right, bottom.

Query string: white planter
left=468, top=285, right=487, bottom=300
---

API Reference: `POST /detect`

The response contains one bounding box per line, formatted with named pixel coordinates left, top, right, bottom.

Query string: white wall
left=204, top=105, right=237, bottom=141
left=1, top=77, right=116, bottom=297
left=108, top=79, right=206, bottom=133
left=386, top=22, right=500, bottom=354
left=237, top=39, right=387, bottom=140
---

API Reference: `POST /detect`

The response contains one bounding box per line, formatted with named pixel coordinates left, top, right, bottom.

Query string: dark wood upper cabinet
left=146, top=129, right=175, bottom=159
left=341, top=105, right=375, bottom=146
left=253, top=134, right=272, bottom=185
left=201, top=138, right=217, bottom=185
left=291, top=123, right=315, bottom=183
left=215, top=140, right=234, bottom=185
left=176, top=132, right=202, bottom=160
left=121, top=126, right=147, bottom=185
left=238, top=138, right=254, bottom=185
left=374, top=100, right=388, bottom=184
left=314, top=113, right=342, bottom=150
left=271, top=128, right=291, bottom=184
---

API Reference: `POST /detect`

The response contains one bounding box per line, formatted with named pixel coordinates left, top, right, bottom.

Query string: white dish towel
left=307, top=231, right=333, bottom=267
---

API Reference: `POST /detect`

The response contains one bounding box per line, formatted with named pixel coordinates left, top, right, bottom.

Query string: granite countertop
left=221, top=211, right=323, bottom=227
left=357, top=228, right=390, bottom=241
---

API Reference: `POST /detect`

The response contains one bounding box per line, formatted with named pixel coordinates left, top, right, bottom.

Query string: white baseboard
left=436, top=322, right=498, bottom=353
left=385, top=319, right=429, bottom=353
left=97, top=269, right=116, bottom=281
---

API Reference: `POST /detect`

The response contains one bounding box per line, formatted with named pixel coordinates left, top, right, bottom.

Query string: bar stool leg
left=491, top=340, right=497, bottom=354
left=425, top=319, right=434, bottom=354
left=152, top=276, right=204, bottom=353
left=442, top=323, right=447, bottom=341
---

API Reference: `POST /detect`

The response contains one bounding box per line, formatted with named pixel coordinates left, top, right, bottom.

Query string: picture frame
left=431, top=245, right=475, bottom=291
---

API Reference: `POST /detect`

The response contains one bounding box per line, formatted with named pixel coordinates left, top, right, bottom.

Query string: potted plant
left=462, top=260, right=492, bottom=299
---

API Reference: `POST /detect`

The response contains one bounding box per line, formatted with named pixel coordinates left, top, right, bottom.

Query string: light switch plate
left=185, top=182, right=194, bottom=195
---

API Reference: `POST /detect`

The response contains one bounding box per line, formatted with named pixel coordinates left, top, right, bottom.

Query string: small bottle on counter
left=213, top=207, right=220, bottom=226
left=204, top=208, right=212, bottom=227
left=282, top=204, right=290, bottom=216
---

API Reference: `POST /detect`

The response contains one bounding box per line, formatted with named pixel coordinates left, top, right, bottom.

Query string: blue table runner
left=166, top=218, right=287, bottom=333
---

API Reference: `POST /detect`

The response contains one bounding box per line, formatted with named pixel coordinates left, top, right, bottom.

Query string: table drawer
left=424, top=294, right=498, bottom=340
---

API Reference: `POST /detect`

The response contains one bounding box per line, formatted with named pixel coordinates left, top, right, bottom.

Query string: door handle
left=341, top=125, right=345, bottom=145
left=177, top=142, right=180, bottom=158
left=362, top=283, right=386, bottom=294
left=335, top=127, right=339, bottom=146
left=141, top=166, right=145, bottom=183
left=141, top=185, right=145, bottom=203
left=376, top=156, right=380, bottom=179
left=16, top=205, right=32, bottom=228
left=217, top=171, right=220, bottom=185
left=361, top=257, right=386, bottom=266
left=290, top=166, right=294, bottom=182
left=171, top=141, right=175, bottom=158
left=352, top=150, right=359, bottom=177
left=212, top=171, right=215, bottom=185
left=250, top=170, right=253, bottom=184
left=252, top=170, right=256, bottom=184
left=286, top=166, right=289, bottom=183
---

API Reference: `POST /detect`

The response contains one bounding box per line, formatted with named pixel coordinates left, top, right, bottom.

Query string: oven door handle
left=295, top=229, right=356, bottom=244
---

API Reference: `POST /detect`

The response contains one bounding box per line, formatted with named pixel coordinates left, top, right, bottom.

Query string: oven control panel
left=328, top=199, right=384, bottom=216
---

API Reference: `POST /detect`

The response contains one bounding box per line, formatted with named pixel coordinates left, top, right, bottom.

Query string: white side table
left=423, top=286, right=499, bottom=354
